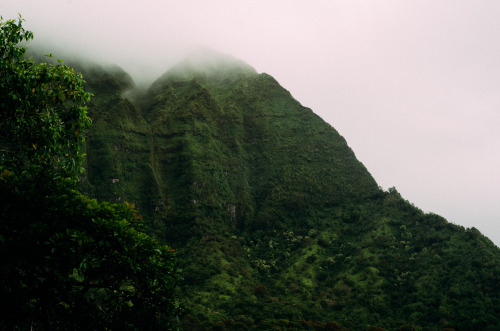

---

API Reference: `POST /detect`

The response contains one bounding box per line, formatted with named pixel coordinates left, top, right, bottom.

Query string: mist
left=3, top=0, right=499, bottom=246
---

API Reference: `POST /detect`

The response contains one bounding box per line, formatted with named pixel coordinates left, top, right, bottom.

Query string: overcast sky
left=3, top=0, right=499, bottom=246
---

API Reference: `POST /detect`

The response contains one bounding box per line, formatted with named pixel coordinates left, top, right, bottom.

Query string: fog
left=3, top=0, right=499, bottom=246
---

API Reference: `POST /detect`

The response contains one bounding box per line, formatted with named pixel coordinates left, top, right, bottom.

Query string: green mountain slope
left=79, top=52, right=500, bottom=330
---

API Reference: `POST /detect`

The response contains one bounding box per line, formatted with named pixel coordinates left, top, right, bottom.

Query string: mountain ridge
left=77, top=53, right=500, bottom=330
left=154, top=48, right=258, bottom=83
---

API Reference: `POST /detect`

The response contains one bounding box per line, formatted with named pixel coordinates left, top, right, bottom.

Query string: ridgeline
left=77, top=51, right=500, bottom=330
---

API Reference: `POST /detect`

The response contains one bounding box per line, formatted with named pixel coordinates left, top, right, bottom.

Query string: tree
left=0, top=189, right=182, bottom=330
left=0, top=16, right=182, bottom=329
left=1, top=15, right=91, bottom=184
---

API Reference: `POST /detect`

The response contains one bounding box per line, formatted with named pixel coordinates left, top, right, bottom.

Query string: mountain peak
left=155, top=47, right=257, bottom=85
left=80, top=52, right=500, bottom=330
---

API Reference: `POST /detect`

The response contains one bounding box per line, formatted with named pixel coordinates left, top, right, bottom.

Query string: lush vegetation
left=78, top=50, right=500, bottom=330
left=0, top=16, right=181, bottom=329
left=3, top=16, right=500, bottom=330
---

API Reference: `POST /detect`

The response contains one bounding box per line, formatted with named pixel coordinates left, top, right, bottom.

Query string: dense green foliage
left=0, top=16, right=91, bottom=182
left=5, top=16, right=499, bottom=330
left=78, top=51, right=500, bottom=330
left=0, top=17, right=181, bottom=329
left=0, top=182, right=180, bottom=330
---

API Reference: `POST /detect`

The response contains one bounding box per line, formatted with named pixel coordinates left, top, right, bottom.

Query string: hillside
left=78, top=52, right=500, bottom=330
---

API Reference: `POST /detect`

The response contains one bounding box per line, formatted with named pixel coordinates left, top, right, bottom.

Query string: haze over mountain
left=60, top=49, right=500, bottom=329
left=3, top=0, right=499, bottom=246
left=3, top=2, right=500, bottom=327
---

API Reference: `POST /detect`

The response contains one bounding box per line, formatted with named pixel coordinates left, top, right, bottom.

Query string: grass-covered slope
left=80, top=53, right=500, bottom=330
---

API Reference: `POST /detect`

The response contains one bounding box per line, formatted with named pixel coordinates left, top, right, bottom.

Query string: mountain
left=77, top=51, right=500, bottom=330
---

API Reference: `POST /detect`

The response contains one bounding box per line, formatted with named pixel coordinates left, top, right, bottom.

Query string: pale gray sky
left=3, top=0, right=499, bottom=246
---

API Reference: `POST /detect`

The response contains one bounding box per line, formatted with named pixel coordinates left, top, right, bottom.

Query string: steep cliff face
left=143, top=54, right=379, bottom=241
left=82, top=53, right=379, bottom=239
left=78, top=63, right=157, bottom=218
left=79, top=54, right=500, bottom=330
